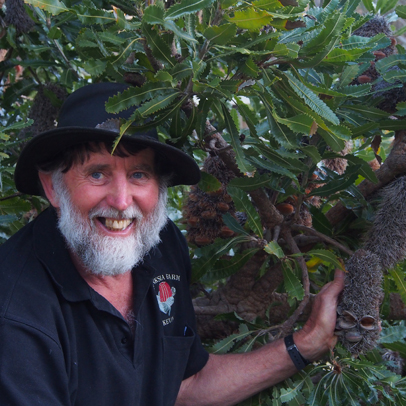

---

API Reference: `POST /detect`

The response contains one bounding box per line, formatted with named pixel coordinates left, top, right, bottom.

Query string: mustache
left=88, top=205, right=144, bottom=221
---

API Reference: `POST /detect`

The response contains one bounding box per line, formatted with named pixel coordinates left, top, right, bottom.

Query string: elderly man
left=0, top=82, right=344, bottom=406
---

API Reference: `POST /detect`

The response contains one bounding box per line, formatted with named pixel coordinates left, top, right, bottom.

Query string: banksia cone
left=351, top=16, right=405, bottom=113
left=338, top=176, right=406, bottom=354
left=4, top=0, right=34, bottom=33
left=184, top=155, right=237, bottom=246
left=19, top=83, right=68, bottom=140
left=337, top=249, right=383, bottom=354
left=364, top=176, right=406, bottom=270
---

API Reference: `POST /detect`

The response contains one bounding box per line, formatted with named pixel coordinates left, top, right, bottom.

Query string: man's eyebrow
left=83, top=163, right=155, bottom=173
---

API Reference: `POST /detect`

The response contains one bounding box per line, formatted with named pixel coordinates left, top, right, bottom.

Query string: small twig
left=0, top=193, right=22, bottom=201
left=279, top=227, right=311, bottom=333
left=292, top=224, right=354, bottom=257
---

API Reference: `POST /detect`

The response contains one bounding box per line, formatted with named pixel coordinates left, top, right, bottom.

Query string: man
left=0, top=82, right=344, bottom=405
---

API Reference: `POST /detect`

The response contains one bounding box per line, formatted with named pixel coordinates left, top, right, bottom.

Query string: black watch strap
left=284, top=334, right=310, bottom=371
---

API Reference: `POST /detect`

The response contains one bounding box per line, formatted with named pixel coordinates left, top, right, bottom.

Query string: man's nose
left=105, top=175, right=132, bottom=211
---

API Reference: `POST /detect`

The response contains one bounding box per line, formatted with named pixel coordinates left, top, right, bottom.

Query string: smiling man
left=0, top=83, right=344, bottom=406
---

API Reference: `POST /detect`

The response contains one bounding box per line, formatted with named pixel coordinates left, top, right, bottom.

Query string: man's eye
left=132, top=172, right=145, bottom=179
left=91, top=172, right=103, bottom=180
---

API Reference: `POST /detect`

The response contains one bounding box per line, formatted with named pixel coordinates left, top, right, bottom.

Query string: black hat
left=14, top=82, right=200, bottom=195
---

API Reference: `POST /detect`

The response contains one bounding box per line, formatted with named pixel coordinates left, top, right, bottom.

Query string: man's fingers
left=318, top=269, right=345, bottom=296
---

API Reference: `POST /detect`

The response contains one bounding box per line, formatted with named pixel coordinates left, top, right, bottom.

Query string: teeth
left=104, top=218, right=132, bottom=231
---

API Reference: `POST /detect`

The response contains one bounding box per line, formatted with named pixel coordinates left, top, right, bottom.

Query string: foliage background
left=3, top=0, right=406, bottom=404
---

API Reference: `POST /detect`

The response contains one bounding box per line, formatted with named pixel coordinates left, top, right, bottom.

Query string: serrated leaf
left=228, top=173, right=273, bottom=191
left=379, top=324, right=406, bottom=344
left=379, top=119, right=406, bottom=131
left=26, top=0, right=68, bottom=15
left=73, top=6, right=116, bottom=24
left=274, top=113, right=315, bottom=135
left=344, top=155, right=378, bottom=183
left=132, top=92, right=180, bottom=119
left=309, top=206, right=333, bottom=237
left=204, top=24, right=237, bottom=45
left=222, top=213, right=250, bottom=236
left=264, top=241, right=285, bottom=259
left=300, top=145, right=322, bottom=164
left=316, top=128, right=345, bottom=152
left=306, top=249, right=344, bottom=270
left=222, top=104, right=254, bottom=174
left=143, top=4, right=165, bottom=25
left=0, top=198, right=31, bottom=214
left=285, top=72, right=339, bottom=125
left=198, top=172, right=222, bottom=193
left=209, top=327, right=253, bottom=354
left=280, top=382, right=303, bottom=405
left=106, top=82, right=172, bottom=113
left=203, top=249, right=258, bottom=283
left=397, top=5, right=406, bottom=19
left=282, top=262, right=304, bottom=300
left=389, top=268, right=406, bottom=305
left=142, top=23, right=176, bottom=67
left=227, top=186, right=263, bottom=238
left=377, top=0, right=398, bottom=14
left=165, top=0, right=216, bottom=19
left=226, top=8, right=273, bottom=31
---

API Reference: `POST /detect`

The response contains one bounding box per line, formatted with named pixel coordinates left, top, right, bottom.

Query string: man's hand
left=294, top=269, right=345, bottom=361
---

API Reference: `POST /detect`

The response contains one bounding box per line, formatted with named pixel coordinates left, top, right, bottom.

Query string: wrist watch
left=284, top=334, right=311, bottom=370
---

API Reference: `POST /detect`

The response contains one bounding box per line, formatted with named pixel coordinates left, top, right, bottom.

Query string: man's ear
left=38, top=172, right=60, bottom=208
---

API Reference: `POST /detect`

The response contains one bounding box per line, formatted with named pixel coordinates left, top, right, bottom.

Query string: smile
left=99, top=218, right=134, bottom=231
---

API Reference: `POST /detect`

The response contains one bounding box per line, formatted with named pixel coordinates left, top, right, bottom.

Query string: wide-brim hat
left=14, top=82, right=200, bottom=195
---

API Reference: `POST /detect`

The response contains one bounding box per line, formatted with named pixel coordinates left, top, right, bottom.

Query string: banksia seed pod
left=275, top=203, right=294, bottom=216
left=4, top=0, right=34, bottom=33
left=337, top=249, right=383, bottom=355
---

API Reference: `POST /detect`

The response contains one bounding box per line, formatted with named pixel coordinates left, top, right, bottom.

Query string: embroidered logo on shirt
left=156, top=281, right=176, bottom=316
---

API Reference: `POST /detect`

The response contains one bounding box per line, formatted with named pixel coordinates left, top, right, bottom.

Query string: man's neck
left=70, top=251, right=134, bottom=320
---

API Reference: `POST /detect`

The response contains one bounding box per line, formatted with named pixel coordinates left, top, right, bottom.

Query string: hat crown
left=57, top=82, right=158, bottom=140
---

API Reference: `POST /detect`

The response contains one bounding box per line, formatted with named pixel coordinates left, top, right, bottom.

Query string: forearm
left=176, top=336, right=302, bottom=406
left=176, top=270, right=345, bottom=406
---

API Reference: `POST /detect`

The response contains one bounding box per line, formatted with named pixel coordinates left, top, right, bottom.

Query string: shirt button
left=121, top=337, right=128, bottom=345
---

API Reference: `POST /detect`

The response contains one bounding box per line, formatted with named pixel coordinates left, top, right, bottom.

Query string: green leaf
left=309, top=206, right=333, bottom=237
left=282, top=261, right=304, bottom=300
left=227, top=186, right=263, bottom=238
left=228, top=173, right=274, bottom=191
left=0, top=198, right=31, bottom=214
left=285, top=72, right=339, bottom=125
left=132, top=92, right=180, bottom=119
left=264, top=241, right=285, bottom=259
left=204, top=24, right=237, bottom=46
left=344, top=155, right=378, bottom=184
left=274, top=113, right=315, bottom=135
left=222, top=213, right=250, bottom=236
left=226, top=8, right=273, bottom=31
left=165, top=0, right=216, bottom=19
left=389, top=268, right=406, bottom=305
left=26, top=0, right=68, bottom=15
left=203, top=249, right=259, bottom=283
left=143, top=4, right=165, bottom=25
left=379, top=119, right=406, bottom=131
left=142, top=23, right=176, bottom=67
left=221, top=104, right=254, bottom=174
left=379, top=325, right=406, bottom=344
left=377, top=0, right=398, bottom=14
left=209, top=325, right=253, bottom=354
left=306, top=249, right=345, bottom=270
left=396, top=5, right=406, bottom=19
left=300, top=145, right=322, bottom=164
left=198, top=172, right=222, bottom=193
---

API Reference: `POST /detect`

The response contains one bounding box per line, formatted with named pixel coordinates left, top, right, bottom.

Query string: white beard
left=52, top=171, right=168, bottom=277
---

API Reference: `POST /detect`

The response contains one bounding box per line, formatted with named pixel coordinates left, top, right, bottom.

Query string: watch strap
left=284, top=334, right=310, bottom=371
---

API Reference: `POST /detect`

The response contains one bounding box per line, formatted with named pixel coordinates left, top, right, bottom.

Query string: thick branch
left=326, top=130, right=406, bottom=226
left=291, top=224, right=354, bottom=257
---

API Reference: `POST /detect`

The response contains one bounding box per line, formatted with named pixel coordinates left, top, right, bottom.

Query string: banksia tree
left=4, top=0, right=406, bottom=404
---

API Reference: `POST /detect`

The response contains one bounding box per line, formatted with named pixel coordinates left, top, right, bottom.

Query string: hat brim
left=15, top=127, right=201, bottom=195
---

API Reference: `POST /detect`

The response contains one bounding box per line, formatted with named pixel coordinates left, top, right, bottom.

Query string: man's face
left=43, top=147, right=168, bottom=276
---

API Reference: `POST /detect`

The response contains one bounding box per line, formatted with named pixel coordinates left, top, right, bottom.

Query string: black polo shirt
left=0, top=208, right=208, bottom=406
